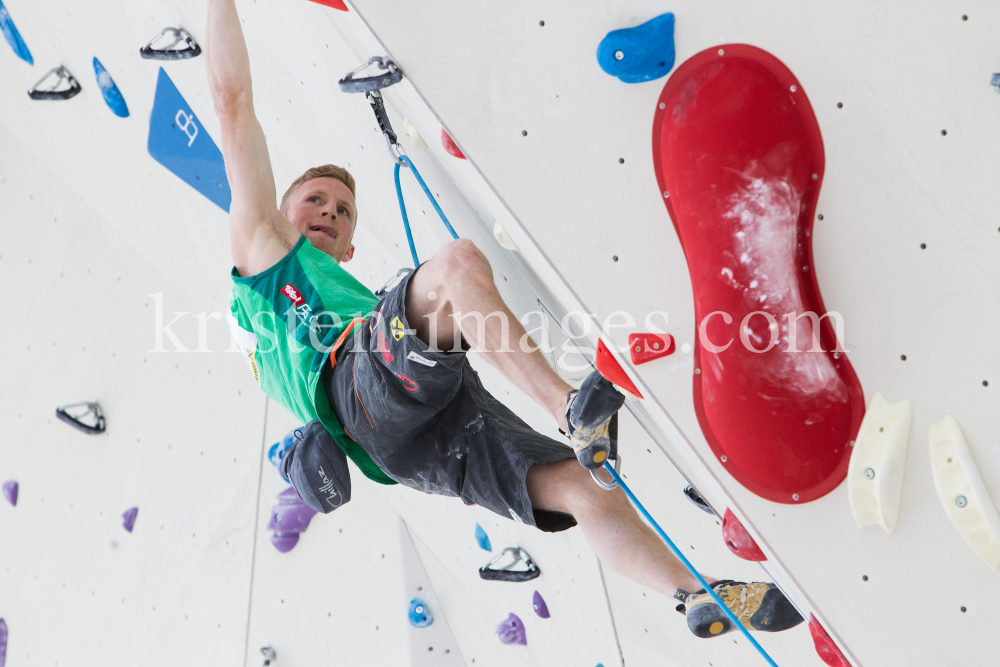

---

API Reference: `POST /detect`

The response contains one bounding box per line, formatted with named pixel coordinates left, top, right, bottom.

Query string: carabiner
left=591, top=454, right=622, bottom=491
left=479, top=546, right=541, bottom=582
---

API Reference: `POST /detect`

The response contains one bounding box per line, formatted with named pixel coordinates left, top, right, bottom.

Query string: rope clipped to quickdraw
left=394, top=155, right=458, bottom=267
left=339, top=56, right=458, bottom=268
left=602, top=462, right=781, bottom=667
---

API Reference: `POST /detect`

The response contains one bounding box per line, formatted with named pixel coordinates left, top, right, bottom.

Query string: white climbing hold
left=848, top=392, right=912, bottom=534
left=929, top=415, right=1000, bottom=569
left=402, top=118, right=427, bottom=148
left=493, top=222, right=519, bottom=251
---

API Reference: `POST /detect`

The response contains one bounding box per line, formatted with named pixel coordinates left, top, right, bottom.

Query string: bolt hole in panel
left=652, top=44, right=864, bottom=503
left=928, top=415, right=1000, bottom=569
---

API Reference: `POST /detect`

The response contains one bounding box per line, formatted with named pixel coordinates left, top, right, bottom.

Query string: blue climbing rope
left=603, top=461, right=781, bottom=667
left=394, top=155, right=460, bottom=268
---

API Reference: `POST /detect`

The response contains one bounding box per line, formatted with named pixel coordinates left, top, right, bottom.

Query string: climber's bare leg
left=406, top=239, right=572, bottom=431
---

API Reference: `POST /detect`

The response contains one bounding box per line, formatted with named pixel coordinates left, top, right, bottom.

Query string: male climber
left=206, top=0, right=801, bottom=639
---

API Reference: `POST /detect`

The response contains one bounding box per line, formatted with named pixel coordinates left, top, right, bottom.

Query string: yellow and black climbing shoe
left=564, top=371, right=625, bottom=470
left=674, top=580, right=803, bottom=639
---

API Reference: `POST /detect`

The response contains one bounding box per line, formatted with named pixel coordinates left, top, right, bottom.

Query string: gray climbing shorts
left=324, top=268, right=577, bottom=532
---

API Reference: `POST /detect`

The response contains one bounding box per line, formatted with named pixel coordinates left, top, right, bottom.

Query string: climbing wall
left=330, top=1, right=1000, bottom=666
left=1, top=0, right=998, bottom=666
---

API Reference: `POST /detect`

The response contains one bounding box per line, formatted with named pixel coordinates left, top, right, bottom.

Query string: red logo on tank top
left=396, top=374, right=419, bottom=392
left=281, top=283, right=305, bottom=306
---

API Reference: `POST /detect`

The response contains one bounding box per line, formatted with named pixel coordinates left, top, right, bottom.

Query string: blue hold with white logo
left=148, top=67, right=232, bottom=212
left=93, top=57, right=129, bottom=118
left=596, top=13, right=675, bottom=84
left=408, top=598, right=434, bottom=628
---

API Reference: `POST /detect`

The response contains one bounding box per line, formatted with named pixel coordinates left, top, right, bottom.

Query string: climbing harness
left=603, top=462, right=780, bottom=667
left=374, top=266, right=413, bottom=298
left=339, top=57, right=459, bottom=268
left=28, top=66, right=81, bottom=101
left=478, top=546, right=541, bottom=582
left=140, top=27, right=201, bottom=60
left=55, top=401, right=105, bottom=435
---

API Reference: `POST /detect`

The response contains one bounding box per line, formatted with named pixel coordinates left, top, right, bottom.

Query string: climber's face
left=284, top=177, right=357, bottom=263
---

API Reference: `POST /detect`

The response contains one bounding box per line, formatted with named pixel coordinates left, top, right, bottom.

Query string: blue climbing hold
left=408, top=598, right=434, bottom=628
left=0, top=617, right=7, bottom=667
left=148, top=67, right=232, bottom=212
left=0, top=1, right=32, bottom=65
left=268, top=427, right=301, bottom=483
left=475, top=523, right=492, bottom=551
left=596, top=13, right=675, bottom=84
left=93, top=57, right=129, bottom=118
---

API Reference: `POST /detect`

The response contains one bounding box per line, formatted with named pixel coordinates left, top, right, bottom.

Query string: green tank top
left=228, top=235, right=394, bottom=485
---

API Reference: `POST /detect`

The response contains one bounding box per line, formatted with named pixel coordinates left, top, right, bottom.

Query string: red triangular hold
left=308, top=0, right=349, bottom=11
left=721, top=508, right=766, bottom=561
left=441, top=129, right=466, bottom=159
left=595, top=340, right=643, bottom=399
left=808, top=615, right=852, bottom=667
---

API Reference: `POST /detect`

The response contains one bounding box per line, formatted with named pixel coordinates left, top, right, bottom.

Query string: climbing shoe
left=674, top=580, right=803, bottom=638
left=564, top=371, right=625, bottom=470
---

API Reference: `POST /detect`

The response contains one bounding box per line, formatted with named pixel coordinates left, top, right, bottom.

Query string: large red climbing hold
left=652, top=44, right=864, bottom=504
left=595, top=339, right=643, bottom=399
left=308, top=0, right=349, bottom=11
left=629, top=332, right=675, bottom=364
left=809, top=615, right=852, bottom=667
left=441, top=129, right=466, bottom=159
left=721, top=508, right=766, bottom=561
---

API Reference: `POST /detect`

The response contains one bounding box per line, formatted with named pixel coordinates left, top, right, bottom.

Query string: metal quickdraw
left=591, top=453, right=622, bottom=491
left=28, top=66, right=81, bottom=101
left=140, top=27, right=202, bottom=60
left=478, top=546, right=541, bottom=582
left=55, top=402, right=106, bottom=435
left=339, top=56, right=459, bottom=268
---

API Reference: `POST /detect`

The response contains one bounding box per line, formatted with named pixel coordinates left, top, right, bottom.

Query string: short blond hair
left=280, top=164, right=356, bottom=214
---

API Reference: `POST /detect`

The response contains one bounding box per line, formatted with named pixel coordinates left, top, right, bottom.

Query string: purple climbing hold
left=121, top=507, right=138, bottom=533
left=2, top=481, right=16, bottom=507
left=496, top=613, right=527, bottom=646
left=0, top=617, right=7, bottom=667
left=267, top=486, right=318, bottom=552
left=270, top=532, right=300, bottom=553
left=532, top=590, right=550, bottom=618
left=267, top=487, right=318, bottom=533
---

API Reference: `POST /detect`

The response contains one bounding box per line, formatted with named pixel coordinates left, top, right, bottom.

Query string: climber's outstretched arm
left=206, top=0, right=299, bottom=277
